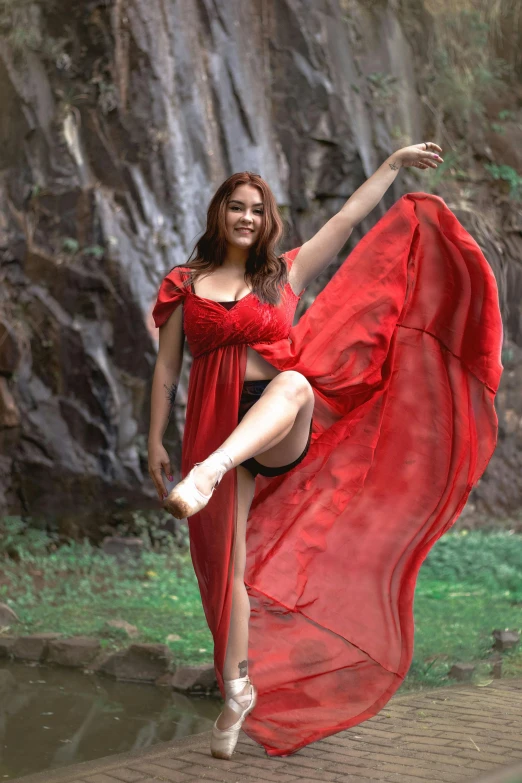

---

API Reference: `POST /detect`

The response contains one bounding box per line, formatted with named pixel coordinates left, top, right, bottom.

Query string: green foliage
left=399, top=529, right=522, bottom=691
left=0, top=516, right=59, bottom=558
left=30, top=184, right=43, bottom=200
left=4, top=24, right=40, bottom=52
left=502, top=346, right=515, bottom=364
left=366, top=71, right=399, bottom=104
left=0, top=0, right=65, bottom=61
left=490, top=105, right=518, bottom=136
left=390, top=125, right=405, bottom=140
left=498, top=109, right=516, bottom=121
left=55, top=86, right=92, bottom=110
left=420, top=529, right=522, bottom=601
left=62, top=237, right=80, bottom=254
left=111, top=509, right=190, bottom=553
left=83, top=245, right=105, bottom=259
left=60, top=239, right=107, bottom=258
left=424, top=7, right=511, bottom=136
left=0, top=0, right=40, bottom=51
left=484, top=163, right=522, bottom=201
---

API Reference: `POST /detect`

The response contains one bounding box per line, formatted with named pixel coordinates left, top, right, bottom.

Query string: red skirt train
left=179, top=193, right=502, bottom=755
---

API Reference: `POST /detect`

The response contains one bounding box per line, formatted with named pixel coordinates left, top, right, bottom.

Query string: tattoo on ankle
left=238, top=659, right=248, bottom=677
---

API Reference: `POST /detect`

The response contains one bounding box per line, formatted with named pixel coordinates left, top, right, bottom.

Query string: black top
left=189, top=278, right=238, bottom=310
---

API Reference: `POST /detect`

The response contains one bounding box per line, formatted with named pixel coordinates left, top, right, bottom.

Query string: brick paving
left=12, top=678, right=522, bottom=783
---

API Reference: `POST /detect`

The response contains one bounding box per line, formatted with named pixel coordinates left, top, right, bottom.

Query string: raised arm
left=148, top=304, right=185, bottom=501
left=290, top=142, right=443, bottom=293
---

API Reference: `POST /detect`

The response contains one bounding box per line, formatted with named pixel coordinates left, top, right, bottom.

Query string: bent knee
left=277, top=370, right=314, bottom=405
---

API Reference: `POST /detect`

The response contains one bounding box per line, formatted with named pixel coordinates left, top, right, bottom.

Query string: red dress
left=152, top=192, right=503, bottom=756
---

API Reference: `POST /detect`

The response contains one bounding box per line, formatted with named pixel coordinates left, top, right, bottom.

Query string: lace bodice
left=152, top=253, right=303, bottom=358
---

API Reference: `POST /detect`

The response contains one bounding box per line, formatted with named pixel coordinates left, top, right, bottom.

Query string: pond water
left=0, top=660, right=221, bottom=780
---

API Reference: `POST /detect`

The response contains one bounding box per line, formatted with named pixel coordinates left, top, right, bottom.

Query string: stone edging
left=0, top=632, right=220, bottom=697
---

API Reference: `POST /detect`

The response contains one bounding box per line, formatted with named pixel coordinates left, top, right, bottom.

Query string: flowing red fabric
left=152, top=192, right=503, bottom=756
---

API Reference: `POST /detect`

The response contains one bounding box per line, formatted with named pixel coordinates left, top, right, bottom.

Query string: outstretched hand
left=394, top=141, right=443, bottom=170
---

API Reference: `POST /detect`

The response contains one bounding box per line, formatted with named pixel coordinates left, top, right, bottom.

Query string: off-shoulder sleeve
left=283, top=246, right=305, bottom=297
left=152, top=267, right=188, bottom=328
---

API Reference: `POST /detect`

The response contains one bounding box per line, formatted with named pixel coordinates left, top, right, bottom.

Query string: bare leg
left=191, top=370, right=314, bottom=497
left=216, top=464, right=256, bottom=730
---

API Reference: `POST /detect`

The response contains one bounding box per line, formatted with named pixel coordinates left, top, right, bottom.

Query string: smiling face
left=224, top=183, right=264, bottom=251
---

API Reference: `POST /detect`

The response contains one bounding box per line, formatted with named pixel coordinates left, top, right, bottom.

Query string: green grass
left=403, top=529, right=522, bottom=691
left=0, top=520, right=521, bottom=691
left=0, top=518, right=214, bottom=666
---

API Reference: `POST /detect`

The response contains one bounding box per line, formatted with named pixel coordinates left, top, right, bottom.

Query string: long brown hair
left=181, top=172, right=287, bottom=306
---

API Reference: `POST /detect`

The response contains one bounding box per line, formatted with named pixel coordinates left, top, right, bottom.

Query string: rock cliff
left=0, top=0, right=520, bottom=532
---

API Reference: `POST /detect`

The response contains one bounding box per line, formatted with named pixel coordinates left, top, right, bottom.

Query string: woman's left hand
left=394, top=142, right=444, bottom=170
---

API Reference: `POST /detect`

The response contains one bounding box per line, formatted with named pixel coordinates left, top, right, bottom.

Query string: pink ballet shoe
left=164, top=449, right=233, bottom=519
left=211, top=675, right=257, bottom=760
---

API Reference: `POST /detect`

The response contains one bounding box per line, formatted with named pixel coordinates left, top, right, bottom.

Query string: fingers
left=418, top=146, right=444, bottom=170
left=408, top=143, right=443, bottom=171
left=417, top=142, right=443, bottom=154
left=162, top=460, right=173, bottom=482
left=422, top=154, right=442, bottom=165
left=150, top=466, right=167, bottom=501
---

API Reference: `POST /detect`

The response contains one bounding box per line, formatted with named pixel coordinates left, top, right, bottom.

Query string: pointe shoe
left=211, top=675, right=257, bottom=760
left=164, top=449, right=233, bottom=519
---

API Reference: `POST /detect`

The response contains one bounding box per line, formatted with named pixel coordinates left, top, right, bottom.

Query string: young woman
left=149, top=142, right=503, bottom=760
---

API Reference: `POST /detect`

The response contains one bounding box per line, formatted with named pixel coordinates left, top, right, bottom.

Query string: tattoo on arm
left=164, top=382, right=178, bottom=422
left=388, top=159, right=400, bottom=171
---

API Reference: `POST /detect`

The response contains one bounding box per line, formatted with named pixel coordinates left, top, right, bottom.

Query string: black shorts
left=238, top=380, right=313, bottom=478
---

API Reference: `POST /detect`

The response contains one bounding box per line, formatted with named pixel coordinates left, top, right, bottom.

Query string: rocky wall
left=0, top=0, right=520, bottom=533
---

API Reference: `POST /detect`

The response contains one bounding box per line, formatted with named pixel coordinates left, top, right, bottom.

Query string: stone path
left=12, top=678, right=522, bottom=783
